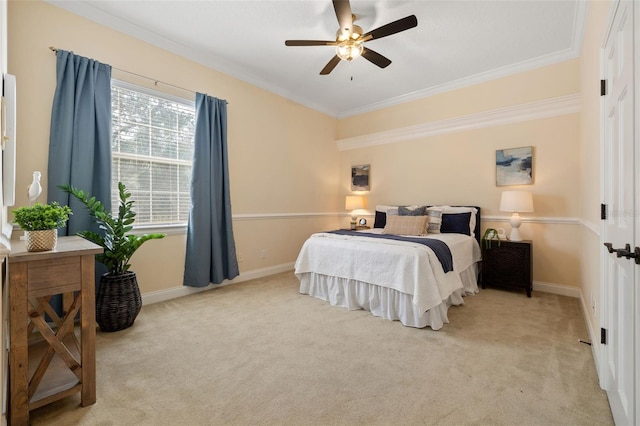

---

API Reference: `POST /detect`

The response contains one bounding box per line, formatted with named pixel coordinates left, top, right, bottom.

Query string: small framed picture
left=496, top=146, right=533, bottom=186
left=351, top=164, right=370, bottom=191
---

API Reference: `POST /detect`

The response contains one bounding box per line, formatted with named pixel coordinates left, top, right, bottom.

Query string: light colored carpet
left=30, top=272, right=613, bottom=425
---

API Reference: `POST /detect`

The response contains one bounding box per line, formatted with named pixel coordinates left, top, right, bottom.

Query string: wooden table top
left=8, top=235, right=103, bottom=262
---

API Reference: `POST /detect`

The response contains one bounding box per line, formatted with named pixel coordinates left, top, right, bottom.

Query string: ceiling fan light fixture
left=284, top=1, right=418, bottom=75
left=336, top=40, right=363, bottom=61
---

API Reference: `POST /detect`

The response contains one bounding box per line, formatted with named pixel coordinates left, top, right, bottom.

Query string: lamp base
left=508, top=212, right=523, bottom=241
left=509, top=228, right=523, bottom=242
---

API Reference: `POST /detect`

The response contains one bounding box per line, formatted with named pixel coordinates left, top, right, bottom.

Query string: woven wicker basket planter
left=97, top=271, right=142, bottom=332
left=25, top=229, right=57, bottom=252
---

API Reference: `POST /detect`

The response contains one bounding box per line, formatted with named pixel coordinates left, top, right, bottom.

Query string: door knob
left=604, top=242, right=640, bottom=264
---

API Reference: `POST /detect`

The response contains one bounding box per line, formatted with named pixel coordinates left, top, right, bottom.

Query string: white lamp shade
left=500, top=191, right=534, bottom=213
left=345, top=195, right=365, bottom=211
left=500, top=191, right=533, bottom=241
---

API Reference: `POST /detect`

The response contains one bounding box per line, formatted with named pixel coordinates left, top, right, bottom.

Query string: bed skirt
left=297, top=264, right=479, bottom=330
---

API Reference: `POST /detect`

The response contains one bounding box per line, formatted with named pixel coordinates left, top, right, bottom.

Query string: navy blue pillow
left=440, top=212, right=472, bottom=235
left=374, top=211, right=387, bottom=228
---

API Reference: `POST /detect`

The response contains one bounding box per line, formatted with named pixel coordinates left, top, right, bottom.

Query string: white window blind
left=111, top=81, right=195, bottom=226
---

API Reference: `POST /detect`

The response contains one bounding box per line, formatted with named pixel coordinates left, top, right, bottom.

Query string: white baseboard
left=533, top=280, right=581, bottom=298
left=141, top=262, right=295, bottom=305
left=577, top=288, right=601, bottom=379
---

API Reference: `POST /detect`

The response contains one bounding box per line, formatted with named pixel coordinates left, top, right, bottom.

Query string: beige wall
left=338, top=59, right=580, bottom=138
left=8, top=0, right=612, bottom=304
left=8, top=0, right=340, bottom=295
left=579, top=0, right=613, bottom=347
left=338, top=60, right=582, bottom=288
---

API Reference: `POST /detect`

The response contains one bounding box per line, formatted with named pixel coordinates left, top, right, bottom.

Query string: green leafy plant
left=481, top=228, right=502, bottom=250
left=60, top=182, right=165, bottom=275
left=13, top=202, right=72, bottom=231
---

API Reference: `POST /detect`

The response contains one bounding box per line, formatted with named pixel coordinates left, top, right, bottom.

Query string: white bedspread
left=294, top=230, right=481, bottom=314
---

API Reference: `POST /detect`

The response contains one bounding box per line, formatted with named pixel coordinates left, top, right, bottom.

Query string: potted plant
left=60, top=182, right=165, bottom=332
left=13, top=202, right=72, bottom=252
left=481, top=228, right=502, bottom=250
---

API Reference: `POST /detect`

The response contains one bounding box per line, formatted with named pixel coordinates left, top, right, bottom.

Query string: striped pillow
left=383, top=215, right=428, bottom=236
left=426, top=207, right=444, bottom=234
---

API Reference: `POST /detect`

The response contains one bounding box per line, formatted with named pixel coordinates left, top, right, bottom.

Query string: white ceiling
left=48, top=0, right=587, bottom=118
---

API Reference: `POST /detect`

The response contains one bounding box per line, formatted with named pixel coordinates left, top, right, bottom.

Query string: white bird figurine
left=27, top=171, right=42, bottom=205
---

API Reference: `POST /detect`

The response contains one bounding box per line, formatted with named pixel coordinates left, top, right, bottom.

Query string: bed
left=294, top=205, right=482, bottom=330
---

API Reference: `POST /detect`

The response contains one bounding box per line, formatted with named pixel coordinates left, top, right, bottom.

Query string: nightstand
left=481, top=239, right=532, bottom=297
left=8, top=236, right=102, bottom=424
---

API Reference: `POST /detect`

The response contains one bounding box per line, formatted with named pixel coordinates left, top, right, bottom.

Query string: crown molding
left=47, top=1, right=588, bottom=119
left=338, top=49, right=580, bottom=119
left=338, top=1, right=588, bottom=118
left=45, top=1, right=337, bottom=117
left=337, top=94, right=581, bottom=151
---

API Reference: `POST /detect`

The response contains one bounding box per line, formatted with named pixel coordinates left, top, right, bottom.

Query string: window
left=111, top=81, right=195, bottom=226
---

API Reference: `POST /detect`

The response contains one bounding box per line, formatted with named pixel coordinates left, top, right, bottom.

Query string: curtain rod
left=49, top=46, right=228, bottom=103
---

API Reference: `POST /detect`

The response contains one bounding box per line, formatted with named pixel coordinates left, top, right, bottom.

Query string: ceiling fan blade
left=285, top=40, right=337, bottom=46
left=362, top=47, right=392, bottom=69
left=320, top=55, right=341, bottom=75
left=362, top=15, right=418, bottom=41
left=333, top=0, right=354, bottom=37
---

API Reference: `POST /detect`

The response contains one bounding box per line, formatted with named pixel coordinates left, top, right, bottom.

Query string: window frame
left=111, top=79, right=195, bottom=235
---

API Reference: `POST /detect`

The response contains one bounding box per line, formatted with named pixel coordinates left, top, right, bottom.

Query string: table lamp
left=500, top=190, right=533, bottom=241
left=345, top=195, right=365, bottom=230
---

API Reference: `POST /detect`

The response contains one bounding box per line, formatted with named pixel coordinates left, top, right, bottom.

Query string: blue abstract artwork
left=496, top=146, right=533, bottom=186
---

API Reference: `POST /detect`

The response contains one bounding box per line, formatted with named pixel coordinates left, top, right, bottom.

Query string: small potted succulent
left=13, top=202, right=72, bottom=252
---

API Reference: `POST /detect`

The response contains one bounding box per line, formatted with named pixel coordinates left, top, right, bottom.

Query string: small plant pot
left=25, top=229, right=57, bottom=252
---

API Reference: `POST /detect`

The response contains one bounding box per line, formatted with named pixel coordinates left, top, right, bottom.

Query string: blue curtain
left=184, top=93, right=239, bottom=287
left=47, top=50, right=112, bottom=237
left=47, top=50, right=112, bottom=309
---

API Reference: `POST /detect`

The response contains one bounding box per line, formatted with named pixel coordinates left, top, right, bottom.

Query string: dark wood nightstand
left=481, top=239, right=532, bottom=297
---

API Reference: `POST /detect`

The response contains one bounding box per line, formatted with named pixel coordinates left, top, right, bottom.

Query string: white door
left=601, top=1, right=636, bottom=424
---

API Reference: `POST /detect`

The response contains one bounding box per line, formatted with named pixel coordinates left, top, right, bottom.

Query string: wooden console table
left=8, top=236, right=102, bottom=425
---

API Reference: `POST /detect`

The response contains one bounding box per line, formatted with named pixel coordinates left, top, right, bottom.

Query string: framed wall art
left=351, top=164, right=370, bottom=191
left=496, top=146, right=533, bottom=186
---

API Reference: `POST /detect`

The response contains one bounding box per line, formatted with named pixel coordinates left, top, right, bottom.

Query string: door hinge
left=601, top=203, right=607, bottom=220
left=601, top=327, right=607, bottom=345
left=601, top=79, right=607, bottom=96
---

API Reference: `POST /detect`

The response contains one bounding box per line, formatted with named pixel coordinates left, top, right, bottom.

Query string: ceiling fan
left=285, top=0, right=418, bottom=75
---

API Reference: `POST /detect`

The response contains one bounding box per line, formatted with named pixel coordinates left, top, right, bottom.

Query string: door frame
left=599, top=0, right=639, bottom=424
left=634, top=0, right=640, bottom=419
